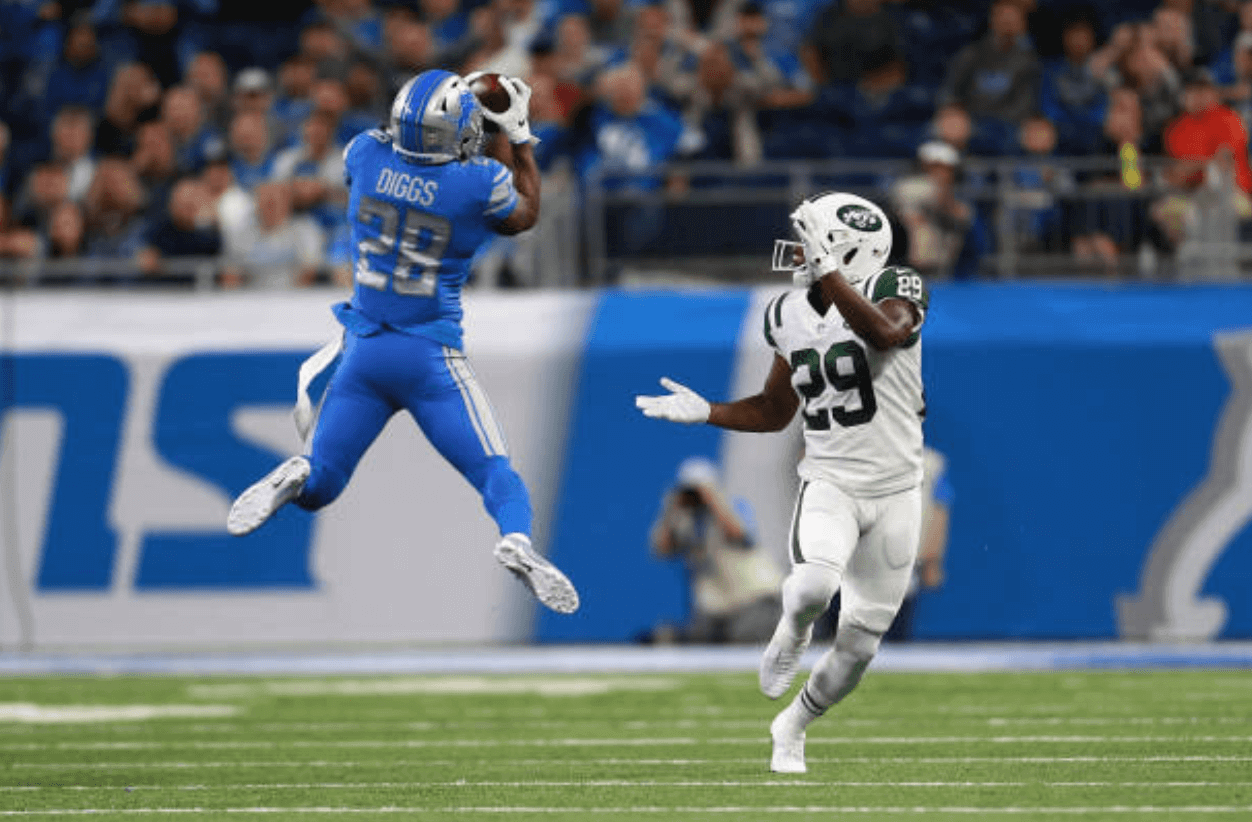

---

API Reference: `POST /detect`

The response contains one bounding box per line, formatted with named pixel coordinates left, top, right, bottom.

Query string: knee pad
left=782, top=563, right=842, bottom=626
left=834, top=621, right=883, bottom=666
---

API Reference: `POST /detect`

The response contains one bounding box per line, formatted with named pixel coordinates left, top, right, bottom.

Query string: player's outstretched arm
left=635, top=356, right=798, bottom=433
left=495, top=140, right=540, bottom=234
left=479, top=75, right=540, bottom=235
left=708, top=355, right=799, bottom=432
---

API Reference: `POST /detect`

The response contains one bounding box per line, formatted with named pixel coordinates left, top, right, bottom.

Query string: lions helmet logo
left=837, top=204, right=883, bottom=233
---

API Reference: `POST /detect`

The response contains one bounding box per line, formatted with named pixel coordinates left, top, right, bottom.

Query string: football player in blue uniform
left=226, top=69, right=579, bottom=615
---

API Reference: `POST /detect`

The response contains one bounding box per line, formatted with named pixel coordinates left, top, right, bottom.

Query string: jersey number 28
left=791, top=341, right=877, bottom=429
left=355, top=196, right=450, bottom=296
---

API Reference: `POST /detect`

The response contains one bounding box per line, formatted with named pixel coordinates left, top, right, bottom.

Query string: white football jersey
left=765, top=266, right=928, bottom=497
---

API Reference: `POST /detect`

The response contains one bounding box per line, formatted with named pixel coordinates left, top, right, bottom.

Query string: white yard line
left=12, top=755, right=1252, bottom=770
left=5, top=716, right=1250, bottom=735
left=2, top=781, right=1251, bottom=792
left=4, top=735, right=1252, bottom=753
left=2, top=805, right=1252, bottom=816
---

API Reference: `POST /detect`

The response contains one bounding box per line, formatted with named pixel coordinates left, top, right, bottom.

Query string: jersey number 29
left=355, top=196, right=450, bottom=296
left=791, top=341, right=877, bottom=429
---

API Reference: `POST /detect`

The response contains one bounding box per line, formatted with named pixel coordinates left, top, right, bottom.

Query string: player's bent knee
left=834, top=621, right=883, bottom=665
left=783, top=563, right=842, bottom=624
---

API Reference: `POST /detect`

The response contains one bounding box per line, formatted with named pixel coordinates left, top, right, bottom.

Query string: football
left=468, top=72, right=510, bottom=114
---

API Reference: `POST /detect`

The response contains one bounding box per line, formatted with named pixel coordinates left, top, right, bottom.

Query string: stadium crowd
left=1, top=0, right=1250, bottom=285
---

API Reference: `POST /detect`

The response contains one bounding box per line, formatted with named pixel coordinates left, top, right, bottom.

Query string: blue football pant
left=294, top=330, right=533, bottom=538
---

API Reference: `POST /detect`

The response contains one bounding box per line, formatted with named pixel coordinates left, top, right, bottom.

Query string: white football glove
left=635, top=377, right=711, bottom=424
left=790, top=201, right=835, bottom=284
left=478, top=74, right=538, bottom=145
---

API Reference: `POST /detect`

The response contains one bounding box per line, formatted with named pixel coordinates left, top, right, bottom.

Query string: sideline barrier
left=1, top=283, right=1249, bottom=649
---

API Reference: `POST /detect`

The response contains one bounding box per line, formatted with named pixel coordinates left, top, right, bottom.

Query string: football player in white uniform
left=635, top=191, right=929, bottom=774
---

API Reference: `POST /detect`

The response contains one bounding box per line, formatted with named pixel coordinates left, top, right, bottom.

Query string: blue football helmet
left=388, top=70, right=484, bottom=163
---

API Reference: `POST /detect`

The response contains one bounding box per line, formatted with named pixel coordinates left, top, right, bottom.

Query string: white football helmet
left=772, top=191, right=892, bottom=287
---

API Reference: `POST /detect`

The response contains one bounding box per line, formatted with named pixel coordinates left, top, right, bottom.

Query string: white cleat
left=494, top=533, right=580, bottom=615
left=769, top=709, right=807, bottom=773
left=759, top=623, right=812, bottom=699
left=227, top=456, right=311, bottom=536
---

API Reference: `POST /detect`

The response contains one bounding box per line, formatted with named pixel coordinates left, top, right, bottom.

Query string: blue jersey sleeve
left=479, top=158, right=519, bottom=224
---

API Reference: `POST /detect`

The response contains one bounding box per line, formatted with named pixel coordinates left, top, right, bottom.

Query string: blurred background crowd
left=2, top=0, right=1252, bottom=286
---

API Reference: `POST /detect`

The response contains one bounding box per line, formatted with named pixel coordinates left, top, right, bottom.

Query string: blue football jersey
left=338, top=129, right=519, bottom=349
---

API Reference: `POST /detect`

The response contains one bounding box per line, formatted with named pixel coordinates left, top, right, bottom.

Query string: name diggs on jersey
left=375, top=168, right=439, bottom=206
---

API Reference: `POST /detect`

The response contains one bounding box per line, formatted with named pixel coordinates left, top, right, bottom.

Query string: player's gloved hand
left=790, top=201, right=834, bottom=285
left=482, top=75, right=538, bottom=146
left=635, top=378, right=711, bottom=424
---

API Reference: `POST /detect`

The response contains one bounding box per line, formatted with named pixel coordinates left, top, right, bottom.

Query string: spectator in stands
left=115, top=0, right=182, bottom=87
left=299, top=19, right=351, bottom=69
left=94, top=63, right=163, bottom=158
left=834, top=44, right=933, bottom=159
left=13, top=163, right=70, bottom=232
left=138, top=177, right=221, bottom=281
left=318, top=0, right=385, bottom=54
left=732, top=2, right=813, bottom=111
left=1008, top=115, right=1072, bottom=254
left=802, top=0, right=901, bottom=85
left=1154, top=66, right=1252, bottom=250
left=307, top=73, right=363, bottom=146
left=49, top=106, right=98, bottom=202
left=579, top=61, right=685, bottom=255
left=227, top=110, right=276, bottom=191
left=623, top=0, right=690, bottom=106
left=417, top=0, right=471, bottom=66
left=1213, top=2, right=1252, bottom=88
left=890, top=140, right=978, bottom=279
left=580, top=61, right=684, bottom=188
left=131, top=120, right=179, bottom=222
left=0, top=196, right=39, bottom=262
left=274, top=55, right=318, bottom=142
left=220, top=179, right=323, bottom=288
left=1152, top=5, right=1196, bottom=74
left=939, top=0, right=1040, bottom=131
left=201, top=144, right=254, bottom=260
left=554, top=13, right=606, bottom=87
left=383, top=14, right=435, bottom=94
left=584, top=0, right=635, bottom=57
left=668, top=39, right=763, bottom=164
left=1219, top=32, right=1252, bottom=131
left=82, top=157, right=149, bottom=261
left=342, top=58, right=387, bottom=136
left=232, top=68, right=276, bottom=120
left=1103, top=22, right=1181, bottom=153
left=31, top=12, right=112, bottom=129
left=161, top=85, right=223, bottom=175
left=1040, top=13, right=1109, bottom=156
left=661, top=0, right=741, bottom=53
left=527, top=31, right=587, bottom=131
left=42, top=200, right=86, bottom=261
left=186, top=52, right=232, bottom=131
left=760, top=0, right=828, bottom=58
left=1068, top=86, right=1150, bottom=273
left=272, top=111, right=346, bottom=233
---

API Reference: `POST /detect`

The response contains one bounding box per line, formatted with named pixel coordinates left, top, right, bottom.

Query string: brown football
left=468, top=73, right=510, bottom=114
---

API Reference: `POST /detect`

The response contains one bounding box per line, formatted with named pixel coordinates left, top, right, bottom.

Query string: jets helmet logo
left=837, top=204, right=882, bottom=232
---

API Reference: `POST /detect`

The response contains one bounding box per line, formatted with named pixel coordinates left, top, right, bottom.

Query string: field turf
left=0, top=668, right=1250, bottom=819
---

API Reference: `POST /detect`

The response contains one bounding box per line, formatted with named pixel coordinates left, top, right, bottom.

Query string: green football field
left=0, top=668, right=1250, bottom=820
